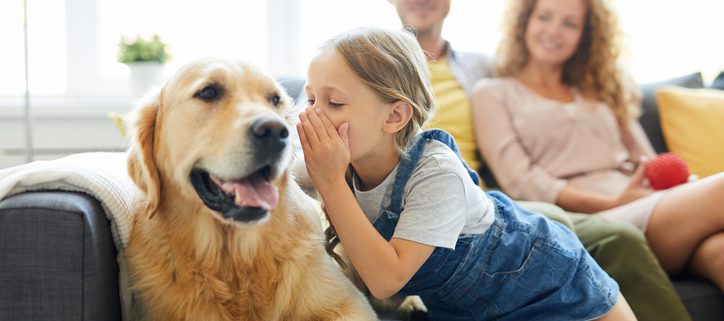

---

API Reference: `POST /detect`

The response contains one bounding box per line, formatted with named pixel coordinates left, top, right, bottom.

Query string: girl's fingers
left=305, top=108, right=330, bottom=140
left=316, top=109, right=339, bottom=139
left=337, top=122, right=350, bottom=150
left=299, top=111, right=320, bottom=145
left=297, top=123, right=311, bottom=151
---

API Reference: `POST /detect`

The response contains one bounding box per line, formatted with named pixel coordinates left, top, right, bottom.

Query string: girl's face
left=524, top=0, right=586, bottom=67
left=305, top=50, right=394, bottom=163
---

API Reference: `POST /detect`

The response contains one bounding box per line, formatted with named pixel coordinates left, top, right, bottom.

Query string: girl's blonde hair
left=318, top=27, right=436, bottom=155
left=496, top=0, right=639, bottom=126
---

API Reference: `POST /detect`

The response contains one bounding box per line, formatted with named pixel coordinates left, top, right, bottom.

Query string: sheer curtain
left=22, top=0, right=33, bottom=162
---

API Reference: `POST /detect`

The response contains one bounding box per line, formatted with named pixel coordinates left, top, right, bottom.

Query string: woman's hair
left=317, top=27, right=436, bottom=155
left=496, top=0, right=638, bottom=126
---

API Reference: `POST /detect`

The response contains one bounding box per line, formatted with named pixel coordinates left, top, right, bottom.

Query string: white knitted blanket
left=0, top=152, right=147, bottom=320
left=0, top=152, right=139, bottom=249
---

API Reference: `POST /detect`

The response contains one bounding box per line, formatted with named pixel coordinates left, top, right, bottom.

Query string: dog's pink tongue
left=232, top=176, right=279, bottom=209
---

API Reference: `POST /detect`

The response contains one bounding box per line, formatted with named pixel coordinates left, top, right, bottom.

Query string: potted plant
left=118, top=34, right=170, bottom=96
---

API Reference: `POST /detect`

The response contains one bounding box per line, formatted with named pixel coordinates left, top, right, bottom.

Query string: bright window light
left=1, top=0, right=722, bottom=99
left=98, top=0, right=267, bottom=81
left=0, top=0, right=66, bottom=96
left=615, top=0, right=724, bottom=83
left=298, top=0, right=400, bottom=76
left=0, top=1, right=25, bottom=96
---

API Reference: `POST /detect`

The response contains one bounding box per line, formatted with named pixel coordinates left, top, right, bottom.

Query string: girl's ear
left=383, top=100, right=413, bottom=134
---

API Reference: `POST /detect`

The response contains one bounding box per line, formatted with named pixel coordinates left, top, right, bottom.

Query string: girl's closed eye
left=329, top=100, right=345, bottom=108
left=304, top=98, right=344, bottom=109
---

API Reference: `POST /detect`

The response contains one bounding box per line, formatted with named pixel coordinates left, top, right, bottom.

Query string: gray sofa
left=1, top=74, right=723, bottom=321
left=0, top=191, right=121, bottom=321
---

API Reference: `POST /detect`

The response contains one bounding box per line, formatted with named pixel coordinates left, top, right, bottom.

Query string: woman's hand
left=297, top=107, right=350, bottom=195
left=614, top=158, right=654, bottom=207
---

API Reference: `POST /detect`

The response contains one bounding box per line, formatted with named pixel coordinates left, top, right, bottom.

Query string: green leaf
left=118, top=34, right=170, bottom=64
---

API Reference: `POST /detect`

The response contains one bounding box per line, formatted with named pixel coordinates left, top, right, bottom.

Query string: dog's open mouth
left=190, top=166, right=279, bottom=223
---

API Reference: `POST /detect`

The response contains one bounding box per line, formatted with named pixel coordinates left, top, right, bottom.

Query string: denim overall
left=372, top=129, right=619, bottom=321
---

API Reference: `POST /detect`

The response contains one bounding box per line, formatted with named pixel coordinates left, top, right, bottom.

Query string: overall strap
left=387, top=129, right=481, bottom=213
left=422, top=129, right=481, bottom=186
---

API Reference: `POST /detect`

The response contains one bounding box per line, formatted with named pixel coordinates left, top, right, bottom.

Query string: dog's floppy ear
left=127, top=90, right=163, bottom=219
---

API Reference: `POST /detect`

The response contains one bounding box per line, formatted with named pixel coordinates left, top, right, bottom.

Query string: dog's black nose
left=251, top=116, right=289, bottom=141
left=250, top=116, right=289, bottom=163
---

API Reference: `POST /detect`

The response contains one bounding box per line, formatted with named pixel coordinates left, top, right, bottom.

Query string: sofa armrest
left=0, top=191, right=121, bottom=321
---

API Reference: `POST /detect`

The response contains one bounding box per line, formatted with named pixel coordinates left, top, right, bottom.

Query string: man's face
left=392, top=0, right=450, bottom=34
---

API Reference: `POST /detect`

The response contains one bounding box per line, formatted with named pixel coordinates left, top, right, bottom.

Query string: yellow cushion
left=656, top=87, right=724, bottom=177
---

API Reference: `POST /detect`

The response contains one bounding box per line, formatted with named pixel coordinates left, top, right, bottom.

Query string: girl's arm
left=297, top=108, right=433, bottom=299
left=320, top=180, right=434, bottom=299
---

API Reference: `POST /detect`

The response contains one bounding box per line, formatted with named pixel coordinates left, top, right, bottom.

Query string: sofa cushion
left=655, top=87, right=724, bottom=178
left=674, top=277, right=724, bottom=321
left=639, top=72, right=705, bottom=154
left=277, top=76, right=306, bottom=105
left=711, top=71, right=724, bottom=90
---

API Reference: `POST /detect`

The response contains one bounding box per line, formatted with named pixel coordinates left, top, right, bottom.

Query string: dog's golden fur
left=125, top=58, right=376, bottom=321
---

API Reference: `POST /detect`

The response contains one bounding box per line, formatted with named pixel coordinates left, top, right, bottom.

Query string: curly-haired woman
left=472, top=0, right=724, bottom=291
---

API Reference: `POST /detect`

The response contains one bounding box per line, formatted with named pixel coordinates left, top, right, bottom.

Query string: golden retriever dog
left=125, top=58, right=376, bottom=321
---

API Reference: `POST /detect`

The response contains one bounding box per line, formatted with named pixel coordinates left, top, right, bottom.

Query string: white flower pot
left=126, top=62, right=164, bottom=97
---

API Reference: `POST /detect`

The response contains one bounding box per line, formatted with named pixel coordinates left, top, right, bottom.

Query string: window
left=298, top=0, right=723, bottom=84
left=97, top=0, right=268, bottom=84
left=0, top=0, right=269, bottom=99
left=297, top=1, right=505, bottom=76
left=615, top=0, right=724, bottom=83
left=1, top=0, right=723, bottom=100
left=96, top=0, right=268, bottom=97
left=0, top=1, right=25, bottom=96
left=0, top=0, right=66, bottom=96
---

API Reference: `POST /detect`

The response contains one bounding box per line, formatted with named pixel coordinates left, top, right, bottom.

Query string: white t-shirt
left=353, top=140, right=495, bottom=249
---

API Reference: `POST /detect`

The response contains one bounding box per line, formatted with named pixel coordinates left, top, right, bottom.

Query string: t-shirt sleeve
left=392, top=157, right=468, bottom=250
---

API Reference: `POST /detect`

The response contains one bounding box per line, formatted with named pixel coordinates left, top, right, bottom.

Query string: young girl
left=298, top=27, right=636, bottom=320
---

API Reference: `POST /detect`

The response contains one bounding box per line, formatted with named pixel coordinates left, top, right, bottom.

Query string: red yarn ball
left=645, top=153, right=690, bottom=190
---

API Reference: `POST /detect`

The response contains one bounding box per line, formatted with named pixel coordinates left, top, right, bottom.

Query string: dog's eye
left=268, top=94, right=281, bottom=107
left=196, top=85, right=222, bottom=101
